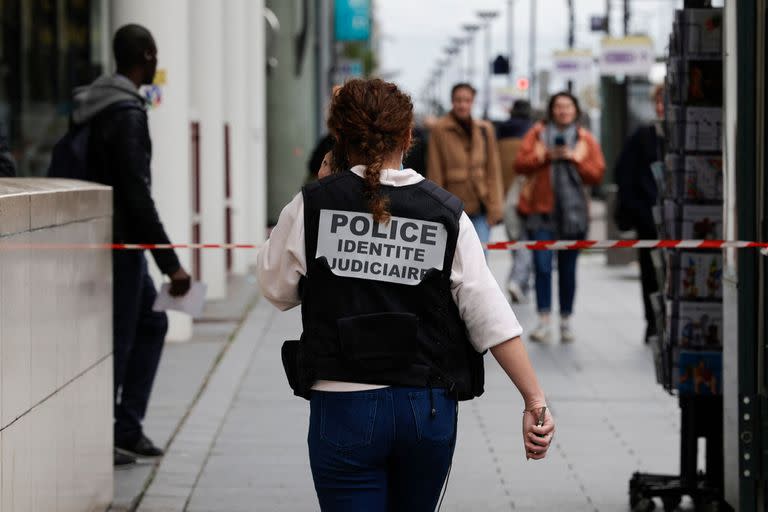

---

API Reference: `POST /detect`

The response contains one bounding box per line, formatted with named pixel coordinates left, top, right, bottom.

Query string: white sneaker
left=507, top=280, right=527, bottom=304
left=560, top=318, right=575, bottom=343
left=529, top=322, right=552, bottom=342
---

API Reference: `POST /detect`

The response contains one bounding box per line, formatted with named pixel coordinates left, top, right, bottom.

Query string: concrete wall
left=0, top=179, right=113, bottom=511
left=110, top=0, right=269, bottom=336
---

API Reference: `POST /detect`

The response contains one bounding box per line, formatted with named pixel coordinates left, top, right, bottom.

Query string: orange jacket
left=514, top=122, right=605, bottom=216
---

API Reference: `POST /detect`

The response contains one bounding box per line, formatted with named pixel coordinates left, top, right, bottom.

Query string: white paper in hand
left=153, top=282, right=207, bottom=318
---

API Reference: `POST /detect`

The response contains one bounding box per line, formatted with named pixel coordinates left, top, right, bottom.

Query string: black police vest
left=291, top=171, right=484, bottom=401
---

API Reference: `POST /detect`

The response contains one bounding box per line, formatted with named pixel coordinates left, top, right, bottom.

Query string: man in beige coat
left=427, top=83, right=504, bottom=246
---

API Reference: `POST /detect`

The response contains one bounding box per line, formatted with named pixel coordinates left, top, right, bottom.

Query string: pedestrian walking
left=70, top=24, right=192, bottom=466
left=515, top=92, right=606, bottom=342
left=498, top=100, right=535, bottom=303
left=427, top=83, right=504, bottom=247
left=257, top=78, right=554, bottom=512
left=614, top=85, right=665, bottom=343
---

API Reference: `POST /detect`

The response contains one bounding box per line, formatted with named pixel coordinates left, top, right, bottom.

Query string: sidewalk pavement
left=118, top=246, right=687, bottom=511
left=110, top=275, right=259, bottom=511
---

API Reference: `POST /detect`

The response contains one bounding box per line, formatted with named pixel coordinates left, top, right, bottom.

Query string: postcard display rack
left=629, top=8, right=728, bottom=512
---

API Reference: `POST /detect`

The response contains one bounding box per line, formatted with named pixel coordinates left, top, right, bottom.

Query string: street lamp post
left=567, top=0, right=575, bottom=93
left=432, top=68, right=443, bottom=114
left=507, top=0, right=515, bottom=86
left=451, top=36, right=468, bottom=81
left=437, top=58, right=450, bottom=108
left=462, top=24, right=480, bottom=85
left=477, top=10, right=499, bottom=119
left=528, top=0, right=537, bottom=103
left=443, top=45, right=460, bottom=100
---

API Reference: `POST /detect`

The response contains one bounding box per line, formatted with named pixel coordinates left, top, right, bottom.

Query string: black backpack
left=48, top=100, right=143, bottom=180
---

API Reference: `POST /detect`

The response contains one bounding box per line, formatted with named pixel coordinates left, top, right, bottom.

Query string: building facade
left=0, top=0, right=270, bottom=339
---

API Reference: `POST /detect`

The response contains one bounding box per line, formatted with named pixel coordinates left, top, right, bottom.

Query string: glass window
left=0, top=0, right=109, bottom=176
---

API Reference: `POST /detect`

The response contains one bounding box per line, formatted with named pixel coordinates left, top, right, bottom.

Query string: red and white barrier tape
left=485, top=240, right=768, bottom=251
left=0, top=240, right=767, bottom=253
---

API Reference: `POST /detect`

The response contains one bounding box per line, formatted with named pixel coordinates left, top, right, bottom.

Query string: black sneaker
left=114, top=448, right=137, bottom=467
left=116, top=434, right=165, bottom=459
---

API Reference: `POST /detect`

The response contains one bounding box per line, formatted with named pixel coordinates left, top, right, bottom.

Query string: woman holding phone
left=257, top=79, right=554, bottom=511
left=514, top=92, right=605, bottom=343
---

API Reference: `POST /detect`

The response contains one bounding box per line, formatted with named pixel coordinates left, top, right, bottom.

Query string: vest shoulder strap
left=302, top=172, right=351, bottom=201
left=302, top=179, right=322, bottom=197
left=418, top=179, right=464, bottom=220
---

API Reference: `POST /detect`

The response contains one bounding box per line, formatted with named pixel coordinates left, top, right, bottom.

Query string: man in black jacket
left=73, top=24, right=191, bottom=466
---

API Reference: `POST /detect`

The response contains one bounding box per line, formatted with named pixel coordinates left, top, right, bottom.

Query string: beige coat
left=426, top=114, right=504, bottom=222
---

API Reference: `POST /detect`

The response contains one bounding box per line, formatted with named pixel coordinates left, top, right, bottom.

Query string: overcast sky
left=376, top=0, right=702, bottom=113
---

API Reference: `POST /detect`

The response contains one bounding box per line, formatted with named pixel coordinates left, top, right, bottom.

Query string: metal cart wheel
left=632, top=497, right=657, bottom=512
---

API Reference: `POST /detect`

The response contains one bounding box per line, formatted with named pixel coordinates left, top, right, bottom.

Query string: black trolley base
left=628, top=397, right=732, bottom=511
left=629, top=472, right=728, bottom=511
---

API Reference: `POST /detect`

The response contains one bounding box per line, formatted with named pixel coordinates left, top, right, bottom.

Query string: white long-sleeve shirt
left=256, top=166, right=523, bottom=391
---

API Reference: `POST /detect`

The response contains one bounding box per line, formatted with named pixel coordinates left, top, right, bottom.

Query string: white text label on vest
left=316, top=210, right=448, bottom=286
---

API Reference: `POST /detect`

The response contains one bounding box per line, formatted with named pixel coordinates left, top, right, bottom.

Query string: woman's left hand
left=522, top=407, right=555, bottom=461
left=570, top=140, right=588, bottom=164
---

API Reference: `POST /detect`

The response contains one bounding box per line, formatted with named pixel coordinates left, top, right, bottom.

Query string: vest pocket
left=281, top=340, right=314, bottom=400
left=319, top=392, right=378, bottom=450
left=337, top=313, right=418, bottom=370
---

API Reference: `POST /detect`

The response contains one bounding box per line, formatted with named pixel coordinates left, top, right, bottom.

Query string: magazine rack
left=628, top=6, right=729, bottom=511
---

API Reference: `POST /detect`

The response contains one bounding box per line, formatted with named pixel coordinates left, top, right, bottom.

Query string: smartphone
left=536, top=406, right=547, bottom=437
left=554, top=135, right=566, bottom=146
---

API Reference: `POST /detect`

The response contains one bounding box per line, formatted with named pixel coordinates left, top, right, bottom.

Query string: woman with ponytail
left=257, top=79, right=554, bottom=511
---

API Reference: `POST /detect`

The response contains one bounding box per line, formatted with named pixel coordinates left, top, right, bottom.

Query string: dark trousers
left=113, top=251, right=168, bottom=446
left=635, top=213, right=660, bottom=338
left=308, top=387, right=457, bottom=511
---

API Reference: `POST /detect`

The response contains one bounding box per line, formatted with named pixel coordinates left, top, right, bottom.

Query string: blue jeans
left=508, top=247, right=533, bottom=293
left=308, top=387, right=457, bottom=511
left=470, top=214, right=490, bottom=259
left=530, top=229, right=579, bottom=315
left=470, top=213, right=490, bottom=244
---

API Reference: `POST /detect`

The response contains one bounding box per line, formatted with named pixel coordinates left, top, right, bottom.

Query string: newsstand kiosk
left=630, top=1, right=768, bottom=510
left=630, top=2, right=725, bottom=510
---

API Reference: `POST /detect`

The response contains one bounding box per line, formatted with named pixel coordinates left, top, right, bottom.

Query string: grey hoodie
left=72, top=75, right=146, bottom=125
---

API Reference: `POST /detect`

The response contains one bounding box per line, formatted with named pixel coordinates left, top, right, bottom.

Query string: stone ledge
left=0, top=178, right=112, bottom=235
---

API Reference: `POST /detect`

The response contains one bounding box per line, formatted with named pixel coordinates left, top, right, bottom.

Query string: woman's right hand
left=522, top=407, right=555, bottom=461
left=488, top=339, right=554, bottom=461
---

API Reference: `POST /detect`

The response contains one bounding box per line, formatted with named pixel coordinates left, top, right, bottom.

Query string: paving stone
left=112, top=276, right=258, bottom=511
